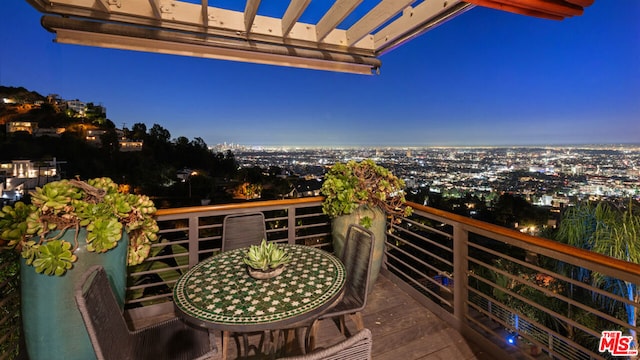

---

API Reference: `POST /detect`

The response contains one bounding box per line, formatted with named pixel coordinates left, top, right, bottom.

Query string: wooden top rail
left=155, top=197, right=324, bottom=217
left=407, top=201, right=640, bottom=280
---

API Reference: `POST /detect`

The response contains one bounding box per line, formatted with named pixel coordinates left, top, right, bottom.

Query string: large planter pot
left=331, top=206, right=386, bottom=292
left=21, top=228, right=128, bottom=360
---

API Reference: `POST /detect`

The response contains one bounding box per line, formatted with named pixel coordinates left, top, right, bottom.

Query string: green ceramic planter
left=21, top=228, right=128, bottom=360
left=331, top=205, right=386, bottom=291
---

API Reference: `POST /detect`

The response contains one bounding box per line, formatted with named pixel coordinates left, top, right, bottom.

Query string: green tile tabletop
left=173, top=244, right=346, bottom=332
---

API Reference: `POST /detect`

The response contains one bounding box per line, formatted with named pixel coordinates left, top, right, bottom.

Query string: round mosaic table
left=173, top=245, right=346, bottom=333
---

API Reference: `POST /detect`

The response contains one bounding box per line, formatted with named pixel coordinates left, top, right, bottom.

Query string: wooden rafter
left=149, top=0, right=162, bottom=19
left=201, top=0, right=208, bottom=28
left=96, top=0, right=112, bottom=12
left=282, top=0, right=311, bottom=37
left=346, top=0, right=413, bottom=47
left=244, top=0, right=261, bottom=34
left=373, top=0, right=472, bottom=55
left=316, top=0, right=363, bottom=42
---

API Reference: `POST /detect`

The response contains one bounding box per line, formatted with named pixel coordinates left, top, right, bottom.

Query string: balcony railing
left=388, top=203, right=640, bottom=360
left=2, top=197, right=639, bottom=359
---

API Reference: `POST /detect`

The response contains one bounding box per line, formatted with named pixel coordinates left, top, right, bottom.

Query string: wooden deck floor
left=312, top=273, right=490, bottom=360
left=132, top=273, right=491, bottom=359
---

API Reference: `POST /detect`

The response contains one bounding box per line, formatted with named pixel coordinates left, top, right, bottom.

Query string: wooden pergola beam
left=244, top=0, right=261, bottom=34
left=316, top=0, right=363, bottom=42
left=346, top=0, right=413, bottom=47
left=149, top=0, right=162, bottom=19
left=96, top=0, right=112, bottom=12
left=201, top=0, right=208, bottom=28
left=282, top=0, right=311, bottom=37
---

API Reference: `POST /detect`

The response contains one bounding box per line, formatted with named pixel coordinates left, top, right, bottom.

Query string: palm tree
left=555, top=200, right=640, bottom=347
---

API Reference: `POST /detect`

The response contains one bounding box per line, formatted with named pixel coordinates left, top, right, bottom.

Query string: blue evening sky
left=1, top=1, right=638, bottom=147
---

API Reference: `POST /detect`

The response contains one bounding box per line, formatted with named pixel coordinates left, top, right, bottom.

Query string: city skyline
left=1, top=1, right=638, bottom=147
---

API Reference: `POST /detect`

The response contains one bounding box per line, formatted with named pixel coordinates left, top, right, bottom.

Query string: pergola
left=26, top=0, right=594, bottom=75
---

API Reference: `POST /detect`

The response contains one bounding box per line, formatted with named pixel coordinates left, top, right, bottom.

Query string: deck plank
left=312, top=274, right=488, bottom=360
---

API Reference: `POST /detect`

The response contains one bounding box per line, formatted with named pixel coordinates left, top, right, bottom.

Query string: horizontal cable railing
left=125, top=197, right=330, bottom=309
left=386, top=202, right=640, bottom=360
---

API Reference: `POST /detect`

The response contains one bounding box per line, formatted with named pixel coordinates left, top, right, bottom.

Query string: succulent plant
left=321, top=159, right=412, bottom=227
left=243, top=239, right=290, bottom=271
left=0, top=177, right=159, bottom=276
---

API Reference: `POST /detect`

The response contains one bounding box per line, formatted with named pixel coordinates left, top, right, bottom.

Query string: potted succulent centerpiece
left=243, top=239, right=291, bottom=280
left=321, top=159, right=412, bottom=289
left=0, top=177, right=159, bottom=360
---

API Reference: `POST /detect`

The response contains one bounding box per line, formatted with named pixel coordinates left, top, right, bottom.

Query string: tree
left=220, top=150, right=237, bottom=178
left=492, top=193, right=548, bottom=228
left=85, top=102, right=107, bottom=124
left=555, top=201, right=640, bottom=347
left=239, top=166, right=264, bottom=185
left=103, top=119, right=116, bottom=129
left=191, top=137, right=207, bottom=150
left=148, top=124, right=171, bottom=142
left=174, top=136, right=190, bottom=147
left=131, top=123, right=147, bottom=140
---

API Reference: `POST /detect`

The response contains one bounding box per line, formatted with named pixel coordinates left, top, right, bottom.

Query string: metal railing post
left=453, top=223, right=468, bottom=332
left=287, top=205, right=296, bottom=244
left=188, top=214, right=200, bottom=267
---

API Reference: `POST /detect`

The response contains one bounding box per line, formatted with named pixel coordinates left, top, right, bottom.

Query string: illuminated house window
left=119, top=140, right=144, bottom=152
left=85, top=129, right=107, bottom=145
left=12, top=161, right=28, bottom=178
left=7, top=121, right=36, bottom=134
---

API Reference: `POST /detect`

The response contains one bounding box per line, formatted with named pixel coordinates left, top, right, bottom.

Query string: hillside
left=0, top=86, right=45, bottom=103
left=0, top=85, right=242, bottom=206
left=0, top=86, right=47, bottom=125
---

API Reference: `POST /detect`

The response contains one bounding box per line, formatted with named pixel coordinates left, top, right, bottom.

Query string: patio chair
left=221, top=212, right=267, bottom=252
left=277, top=328, right=372, bottom=360
left=307, top=224, right=375, bottom=349
left=221, top=212, right=268, bottom=356
left=75, top=265, right=217, bottom=360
